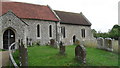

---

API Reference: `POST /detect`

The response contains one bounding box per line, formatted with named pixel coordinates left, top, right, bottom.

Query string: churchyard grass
left=13, top=50, right=20, bottom=65
left=0, top=49, right=6, bottom=51
left=13, top=45, right=118, bottom=66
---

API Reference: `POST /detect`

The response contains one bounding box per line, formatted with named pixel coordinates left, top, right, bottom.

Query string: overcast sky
left=3, top=0, right=120, bottom=32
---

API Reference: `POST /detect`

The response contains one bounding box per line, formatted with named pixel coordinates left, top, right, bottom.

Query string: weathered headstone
left=18, top=39, right=28, bottom=67
left=104, top=38, right=113, bottom=51
left=75, top=45, right=86, bottom=64
left=50, top=39, right=55, bottom=47
left=59, top=41, right=65, bottom=55
left=97, top=37, right=104, bottom=49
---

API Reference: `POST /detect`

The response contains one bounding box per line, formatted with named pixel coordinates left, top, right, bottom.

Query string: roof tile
left=1, top=2, right=59, bottom=21
left=54, top=10, right=91, bottom=26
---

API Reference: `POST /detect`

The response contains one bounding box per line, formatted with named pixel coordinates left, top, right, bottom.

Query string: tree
left=92, top=24, right=120, bottom=40
left=109, top=24, right=120, bottom=40
left=91, top=29, right=97, bottom=38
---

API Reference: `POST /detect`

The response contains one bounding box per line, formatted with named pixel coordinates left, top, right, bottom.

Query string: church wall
left=60, top=24, right=94, bottom=45
left=22, top=19, right=57, bottom=45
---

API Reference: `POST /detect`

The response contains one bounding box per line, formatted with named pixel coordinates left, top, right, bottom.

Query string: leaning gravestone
left=75, top=45, right=86, bottom=64
left=97, top=37, right=104, bottom=49
left=104, top=38, right=113, bottom=51
left=18, top=39, right=28, bottom=67
left=59, top=41, right=65, bottom=55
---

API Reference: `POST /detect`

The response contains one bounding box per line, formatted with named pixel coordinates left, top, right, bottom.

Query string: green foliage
left=0, top=49, right=7, bottom=51
left=13, top=45, right=119, bottom=66
left=92, top=24, right=120, bottom=40
left=109, top=25, right=120, bottom=40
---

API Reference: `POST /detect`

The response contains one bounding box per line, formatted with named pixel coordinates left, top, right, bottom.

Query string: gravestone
left=75, top=45, right=86, bottom=64
left=97, top=37, right=104, bottom=49
left=104, top=38, right=113, bottom=51
left=59, top=41, right=65, bottom=55
left=50, top=39, right=55, bottom=47
left=18, top=39, right=28, bottom=67
left=75, top=39, right=80, bottom=45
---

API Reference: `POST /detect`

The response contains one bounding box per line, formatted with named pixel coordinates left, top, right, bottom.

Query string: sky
left=2, top=0, right=120, bottom=33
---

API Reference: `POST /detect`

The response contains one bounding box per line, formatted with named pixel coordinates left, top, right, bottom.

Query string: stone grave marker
left=50, top=39, right=55, bottom=47
left=75, top=45, right=86, bottom=64
left=97, top=37, right=104, bottom=49
left=59, top=41, right=66, bottom=55
left=18, top=39, right=28, bottom=67
left=104, top=38, right=113, bottom=51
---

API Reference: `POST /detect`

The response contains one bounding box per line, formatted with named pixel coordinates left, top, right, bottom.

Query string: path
left=0, top=51, right=10, bottom=67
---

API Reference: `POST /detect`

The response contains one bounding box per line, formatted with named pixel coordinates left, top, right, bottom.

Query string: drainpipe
left=47, top=5, right=61, bottom=47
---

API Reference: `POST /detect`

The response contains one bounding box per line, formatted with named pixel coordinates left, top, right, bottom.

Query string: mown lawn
left=25, top=45, right=118, bottom=66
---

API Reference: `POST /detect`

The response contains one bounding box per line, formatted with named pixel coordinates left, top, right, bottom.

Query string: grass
left=13, top=50, right=20, bottom=66
left=0, top=49, right=7, bottom=51
left=0, top=49, right=2, bottom=51
left=23, top=45, right=118, bottom=66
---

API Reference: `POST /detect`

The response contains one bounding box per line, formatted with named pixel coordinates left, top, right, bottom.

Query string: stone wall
left=22, top=19, right=57, bottom=45
left=60, top=24, right=94, bottom=45
left=97, top=37, right=113, bottom=51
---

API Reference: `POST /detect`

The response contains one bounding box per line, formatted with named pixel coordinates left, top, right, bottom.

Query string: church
left=0, top=2, right=94, bottom=49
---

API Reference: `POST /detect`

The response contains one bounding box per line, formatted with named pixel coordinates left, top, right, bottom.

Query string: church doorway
left=73, top=35, right=76, bottom=44
left=3, top=29, right=15, bottom=49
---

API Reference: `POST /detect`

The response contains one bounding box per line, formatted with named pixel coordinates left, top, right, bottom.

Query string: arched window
left=81, top=29, right=85, bottom=38
left=37, top=24, right=40, bottom=37
left=49, top=25, right=52, bottom=37
left=61, top=26, right=65, bottom=38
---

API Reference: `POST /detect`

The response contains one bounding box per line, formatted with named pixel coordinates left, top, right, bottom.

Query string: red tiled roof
left=1, top=2, right=59, bottom=21
left=54, top=10, right=91, bottom=26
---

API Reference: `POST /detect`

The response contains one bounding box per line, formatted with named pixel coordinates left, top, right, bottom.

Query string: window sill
left=37, top=37, right=41, bottom=39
